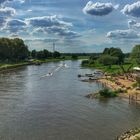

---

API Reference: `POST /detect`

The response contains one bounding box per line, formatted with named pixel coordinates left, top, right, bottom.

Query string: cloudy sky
left=0, top=0, right=140, bottom=53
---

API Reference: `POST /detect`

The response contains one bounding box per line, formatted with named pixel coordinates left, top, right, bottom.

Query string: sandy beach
left=97, top=76, right=140, bottom=103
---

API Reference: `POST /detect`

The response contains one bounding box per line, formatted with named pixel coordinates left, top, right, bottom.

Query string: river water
left=0, top=60, right=139, bottom=140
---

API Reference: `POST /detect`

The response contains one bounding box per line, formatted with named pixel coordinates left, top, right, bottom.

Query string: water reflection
left=0, top=61, right=139, bottom=140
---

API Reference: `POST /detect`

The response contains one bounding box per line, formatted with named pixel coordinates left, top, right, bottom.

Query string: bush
left=71, top=54, right=78, bottom=60
left=89, top=60, right=95, bottom=65
left=99, top=88, right=118, bottom=98
left=81, top=60, right=89, bottom=65
left=98, top=55, right=118, bottom=66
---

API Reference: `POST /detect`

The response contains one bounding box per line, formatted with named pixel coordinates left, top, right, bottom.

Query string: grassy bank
left=0, top=59, right=63, bottom=72
left=82, top=62, right=137, bottom=74
left=0, top=56, right=88, bottom=72
left=86, top=88, right=119, bottom=99
left=0, top=62, right=30, bottom=72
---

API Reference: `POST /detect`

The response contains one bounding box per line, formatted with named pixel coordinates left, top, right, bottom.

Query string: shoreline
left=97, top=78, right=140, bottom=102
left=0, top=58, right=82, bottom=73
left=116, top=128, right=140, bottom=140
left=0, top=59, right=62, bottom=73
left=84, top=73, right=140, bottom=103
left=0, top=62, right=31, bottom=73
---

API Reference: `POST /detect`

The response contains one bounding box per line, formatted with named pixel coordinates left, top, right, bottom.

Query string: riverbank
left=0, top=62, right=31, bottom=72
left=0, top=57, right=87, bottom=73
left=97, top=75, right=140, bottom=102
left=85, top=73, right=140, bottom=102
left=82, top=62, right=137, bottom=75
left=116, top=128, right=140, bottom=140
left=0, top=58, right=63, bottom=72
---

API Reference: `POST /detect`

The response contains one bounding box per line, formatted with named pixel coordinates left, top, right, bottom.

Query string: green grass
left=82, top=61, right=138, bottom=74
left=0, top=56, right=89, bottom=72
left=0, top=62, right=30, bottom=71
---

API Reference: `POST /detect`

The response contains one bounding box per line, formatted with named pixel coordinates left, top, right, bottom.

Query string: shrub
left=99, top=88, right=118, bottom=98
left=81, top=60, right=89, bottom=65
left=98, top=55, right=118, bottom=66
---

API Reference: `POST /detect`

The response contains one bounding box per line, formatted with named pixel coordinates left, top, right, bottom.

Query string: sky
left=0, top=0, right=140, bottom=53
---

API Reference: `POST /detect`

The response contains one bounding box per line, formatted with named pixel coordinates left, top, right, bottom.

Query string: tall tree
left=131, top=45, right=140, bottom=64
left=103, top=47, right=124, bottom=64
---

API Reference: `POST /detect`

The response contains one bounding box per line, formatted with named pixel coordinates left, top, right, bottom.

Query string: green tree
left=31, top=50, right=37, bottom=58
left=131, top=45, right=140, bottom=64
left=71, top=54, right=78, bottom=60
left=0, top=38, right=29, bottom=62
left=53, top=51, right=61, bottom=58
left=36, top=51, right=44, bottom=59
left=103, top=47, right=124, bottom=64
left=43, top=49, right=50, bottom=58
left=98, top=55, right=118, bottom=67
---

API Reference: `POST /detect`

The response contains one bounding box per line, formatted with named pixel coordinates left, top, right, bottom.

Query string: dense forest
left=0, top=38, right=133, bottom=64
left=0, top=38, right=61, bottom=62
left=0, top=38, right=29, bottom=62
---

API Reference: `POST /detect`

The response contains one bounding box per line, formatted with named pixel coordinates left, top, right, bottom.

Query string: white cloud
left=32, top=26, right=80, bottom=39
left=83, top=1, right=118, bottom=16
left=27, top=9, right=32, bottom=12
left=107, top=29, right=139, bottom=39
left=4, top=19, right=27, bottom=33
left=0, top=0, right=25, bottom=4
left=128, top=19, right=140, bottom=29
left=26, top=15, right=79, bottom=39
left=0, top=7, right=16, bottom=17
left=0, top=7, right=16, bottom=29
left=122, top=1, right=140, bottom=17
left=26, top=15, right=72, bottom=28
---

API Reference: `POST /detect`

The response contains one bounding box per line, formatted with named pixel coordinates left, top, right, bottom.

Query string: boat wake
left=41, top=62, right=69, bottom=78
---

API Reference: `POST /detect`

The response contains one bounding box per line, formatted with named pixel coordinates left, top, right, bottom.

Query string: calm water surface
left=0, top=60, right=140, bottom=140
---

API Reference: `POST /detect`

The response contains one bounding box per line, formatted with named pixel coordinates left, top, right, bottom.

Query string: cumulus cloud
left=26, top=15, right=72, bottom=28
left=4, top=19, right=27, bottom=33
left=26, top=15, right=79, bottom=39
left=25, top=38, right=59, bottom=43
left=0, top=7, right=16, bottom=17
left=0, top=0, right=25, bottom=4
left=128, top=19, right=140, bottom=29
left=83, top=1, right=118, bottom=16
left=0, top=7, right=16, bottom=29
left=122, top=1, right=140, bottom=17
left=107, top=29, right=139, bottom=39
left=33, top=26, right=80, bottom=39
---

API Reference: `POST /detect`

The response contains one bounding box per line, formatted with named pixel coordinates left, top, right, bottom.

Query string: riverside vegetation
left=81, top=46, right=140, bottom=75
left=83, top=45, right=140, bottom=139
left=0, top=37, right=89, bottom=71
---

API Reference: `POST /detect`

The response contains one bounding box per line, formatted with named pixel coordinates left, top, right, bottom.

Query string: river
left=0, top=60, right=139, bottom=140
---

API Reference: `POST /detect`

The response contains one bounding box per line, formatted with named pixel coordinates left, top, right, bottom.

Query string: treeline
left=31, top=50, right=61, bottom=59
left=0, top=38, right=97, bottom=62
left=82, top=47, right=125, bottom=66
left=61, top=53, right=101, bottom=56
left=0, top=38, right=61, bottom=62
left=82, top=45, right=140, bottom=67
left=0, top=38, right=29, bottom=62
left=0, top=38, right=134, bottom=64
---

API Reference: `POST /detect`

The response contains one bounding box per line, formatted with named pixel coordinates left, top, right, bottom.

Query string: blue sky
left=0, top=0, right=140, bottom=53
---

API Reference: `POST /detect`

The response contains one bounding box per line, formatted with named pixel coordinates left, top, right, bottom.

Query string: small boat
left=78, top=74, right=85, bottom=78
left=94, top=71, right=103, bottom=75
left=85, top=74, right=94, bottom=77
left=59, top=63, right=69, bottom=68
left=81, top=78, right=97, bottom=82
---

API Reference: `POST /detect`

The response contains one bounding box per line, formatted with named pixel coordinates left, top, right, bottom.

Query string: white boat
left=59, top=63, right=69, bottom=68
